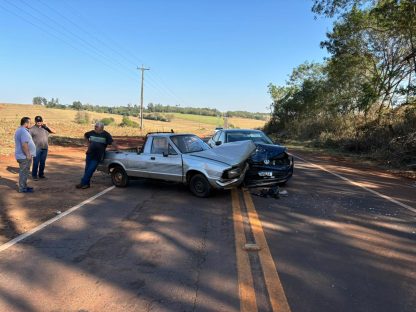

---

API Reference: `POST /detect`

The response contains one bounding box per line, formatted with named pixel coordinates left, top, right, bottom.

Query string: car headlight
left=225, top=168, right=241, bottom=179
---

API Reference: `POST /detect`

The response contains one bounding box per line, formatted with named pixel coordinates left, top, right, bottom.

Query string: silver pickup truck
left=97, top=133, right=256, bottom=197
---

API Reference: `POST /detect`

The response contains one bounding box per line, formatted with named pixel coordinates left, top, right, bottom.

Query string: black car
left=208, top=129, right=294, bottom=187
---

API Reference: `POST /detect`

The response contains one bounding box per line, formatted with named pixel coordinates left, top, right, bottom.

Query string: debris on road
left=251, top=186, right=280, bottom=198
left=279, top=189, right=288, bottom=196
left=55, top=210, right=62, bottom=215
left=243, top=243, right=261, bottom=251
left=250, top=186, right=288, bottom=199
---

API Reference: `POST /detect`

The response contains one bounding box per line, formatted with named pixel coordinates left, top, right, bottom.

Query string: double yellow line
left=231, top=188, right=291, bottom=312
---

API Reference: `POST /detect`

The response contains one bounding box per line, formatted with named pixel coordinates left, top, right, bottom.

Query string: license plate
left=258, top=171, right=273, bottom=177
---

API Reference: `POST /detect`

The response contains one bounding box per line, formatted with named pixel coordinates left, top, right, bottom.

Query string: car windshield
left=171, top=135, right=210, bottom=153
left=226, top=131, right=273, bottom=144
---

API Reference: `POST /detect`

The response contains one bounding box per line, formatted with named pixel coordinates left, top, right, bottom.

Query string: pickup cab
left=97, top=133, right=256, bottom=197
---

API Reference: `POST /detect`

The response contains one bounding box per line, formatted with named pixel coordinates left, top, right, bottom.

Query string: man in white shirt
left=14, top=117, right=37, bottom=193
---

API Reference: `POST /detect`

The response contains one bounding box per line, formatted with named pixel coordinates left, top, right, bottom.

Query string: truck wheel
left=111, top=166, right=129, bottom=187
left=189, top=173, right=212, bottom=197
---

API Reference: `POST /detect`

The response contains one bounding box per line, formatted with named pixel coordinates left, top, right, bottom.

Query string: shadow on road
left=0, top=178, right=20, bottom=244
left=0, top=170, right=239, bottom=311
left=253, top=165, right=416, bottom=312
left=6, top=166, right=18, bottom=175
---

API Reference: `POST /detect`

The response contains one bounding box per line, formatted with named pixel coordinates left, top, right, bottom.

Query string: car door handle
left=150, top=157, right=155, bottom=160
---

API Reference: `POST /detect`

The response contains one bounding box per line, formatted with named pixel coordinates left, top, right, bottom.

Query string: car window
left=151, top=137, right=168, bottom=154
left=171, top=135, right=210, bottom=153
left=225, top=131, right=273, bottom=144
left=218, top=131, right=225, bottom=143
left=168, top=144, right=178, bottom=155
left=212, top=131, right=220, bottom=142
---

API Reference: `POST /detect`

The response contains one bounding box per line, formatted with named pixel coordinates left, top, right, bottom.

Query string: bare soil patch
left=0, top=134, right=193, bottom=245
left=0, top=146, right=113, bottom=244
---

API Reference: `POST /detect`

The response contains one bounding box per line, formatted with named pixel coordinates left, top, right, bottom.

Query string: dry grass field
left=0, top=103, right=266, bottom=155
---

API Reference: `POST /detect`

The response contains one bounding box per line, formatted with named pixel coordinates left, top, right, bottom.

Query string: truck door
left=142, top=136, right=183, bottom=182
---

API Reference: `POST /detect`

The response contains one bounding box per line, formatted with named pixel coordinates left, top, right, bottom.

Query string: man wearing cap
left=29, top=116, right=56, bottom=180
left=15, top=117, right=37, bottom=193
left=76, top=122, right=118, bottom=189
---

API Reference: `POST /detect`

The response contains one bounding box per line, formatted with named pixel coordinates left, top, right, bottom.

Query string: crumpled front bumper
left=214, top=163, right=249, bottom=189
left=244, top=156, right=294, bottom=187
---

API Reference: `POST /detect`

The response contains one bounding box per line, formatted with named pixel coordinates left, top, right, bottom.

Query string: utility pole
left=137, top=65, right=150, bottom=130
left=223, top=112, right=229, bottom=129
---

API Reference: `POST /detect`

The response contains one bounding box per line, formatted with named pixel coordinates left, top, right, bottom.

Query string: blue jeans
left=81, top=154, right=100, bottom=186
left=32, top=148, right=48, bottom=178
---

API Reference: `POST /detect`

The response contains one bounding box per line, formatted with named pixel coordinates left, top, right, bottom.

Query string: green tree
left=33, top=96, right=47, bottom=105
left=321, top=3, right=415, bottom=115
left=71, top=101, right=83, bottom=110
left=267, top=62, right=327, bottom=130
left=46, top=97, right=61, bottom=108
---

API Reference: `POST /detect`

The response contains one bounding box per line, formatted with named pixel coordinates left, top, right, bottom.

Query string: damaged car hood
left=189, top=141, right=256, bottom=166
left=250, top=143, right=287, bottom=162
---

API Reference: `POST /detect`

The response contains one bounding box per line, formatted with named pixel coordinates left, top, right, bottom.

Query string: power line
left=3, top=0, right=191, bottom=107
left=57, top=0, right=190, bottom=105
left=1, top=0, right=137, bottom=82
left=60, top=0, right=147, bottom=65
left=18, top=0, right=139, bottom=79
left=149, top=69, right=189, bottom=106
left=35, top=0, right=146, bottom=67
left=7, top=0, right=177, bottom=105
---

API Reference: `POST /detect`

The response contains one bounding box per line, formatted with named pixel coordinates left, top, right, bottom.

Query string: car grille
left=251, top=153, right=291, bottom=167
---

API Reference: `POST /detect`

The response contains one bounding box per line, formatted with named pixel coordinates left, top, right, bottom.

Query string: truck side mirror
left=163, top=151, right=169, bottom=157
left=215, top=141, right=222, bottom=146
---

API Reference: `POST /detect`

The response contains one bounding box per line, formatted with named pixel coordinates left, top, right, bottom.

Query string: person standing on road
left=14, top=117, right=37, bottom=193
left=29, top=115, right=56, bottom=180
left=76, top=122, right=118, bottom=189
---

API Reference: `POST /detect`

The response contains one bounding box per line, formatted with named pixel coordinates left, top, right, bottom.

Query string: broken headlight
left=225, top=168, right=241, bottom=179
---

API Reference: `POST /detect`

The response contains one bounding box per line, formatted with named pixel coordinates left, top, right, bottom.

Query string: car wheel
left=111, top=166, right=129, bottom=187
left=189, top=173, right=212, bottom=197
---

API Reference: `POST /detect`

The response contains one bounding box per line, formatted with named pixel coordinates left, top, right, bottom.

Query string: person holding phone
left=29, top=115, right=56, bottom=180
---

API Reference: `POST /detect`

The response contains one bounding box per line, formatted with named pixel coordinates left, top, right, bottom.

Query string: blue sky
left=0, top=0, right=333, bottom=112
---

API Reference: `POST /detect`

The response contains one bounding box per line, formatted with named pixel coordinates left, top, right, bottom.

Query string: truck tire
left=111, top=166, right=129, bottom=187
left=189, top=173, right=212, bottom=197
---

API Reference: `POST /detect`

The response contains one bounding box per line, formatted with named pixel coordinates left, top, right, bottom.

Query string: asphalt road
left=0, top=153, right=415, bottom=312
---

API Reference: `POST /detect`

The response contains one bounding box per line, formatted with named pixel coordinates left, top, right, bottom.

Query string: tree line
left=266, top=0, right=416, bottom=167
left=32, top=97, right=268, bottom=120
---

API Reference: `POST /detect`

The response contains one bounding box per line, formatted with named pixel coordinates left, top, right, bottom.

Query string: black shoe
left=76, top=184, right=90, bottom=189
left=19, top=187, right=34, bottom=193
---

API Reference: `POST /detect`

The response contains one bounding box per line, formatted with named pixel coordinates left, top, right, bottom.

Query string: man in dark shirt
left=29, top=116, right=56, bottom=180
left=76, top=122, right=118, bottom=189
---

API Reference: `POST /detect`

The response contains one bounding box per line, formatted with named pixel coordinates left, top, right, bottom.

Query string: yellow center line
left=242, top=188, right=291, bottom=312
left=231, top=188, right=258, bottom=312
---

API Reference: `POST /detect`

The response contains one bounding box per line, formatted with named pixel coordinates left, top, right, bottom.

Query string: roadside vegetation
left=74, top=111, right=91, bottom=125
left=266, top=0, right=416, bottom=168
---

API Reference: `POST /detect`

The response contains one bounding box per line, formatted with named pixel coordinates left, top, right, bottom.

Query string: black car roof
left=221, top=129, right=263, bottom=132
